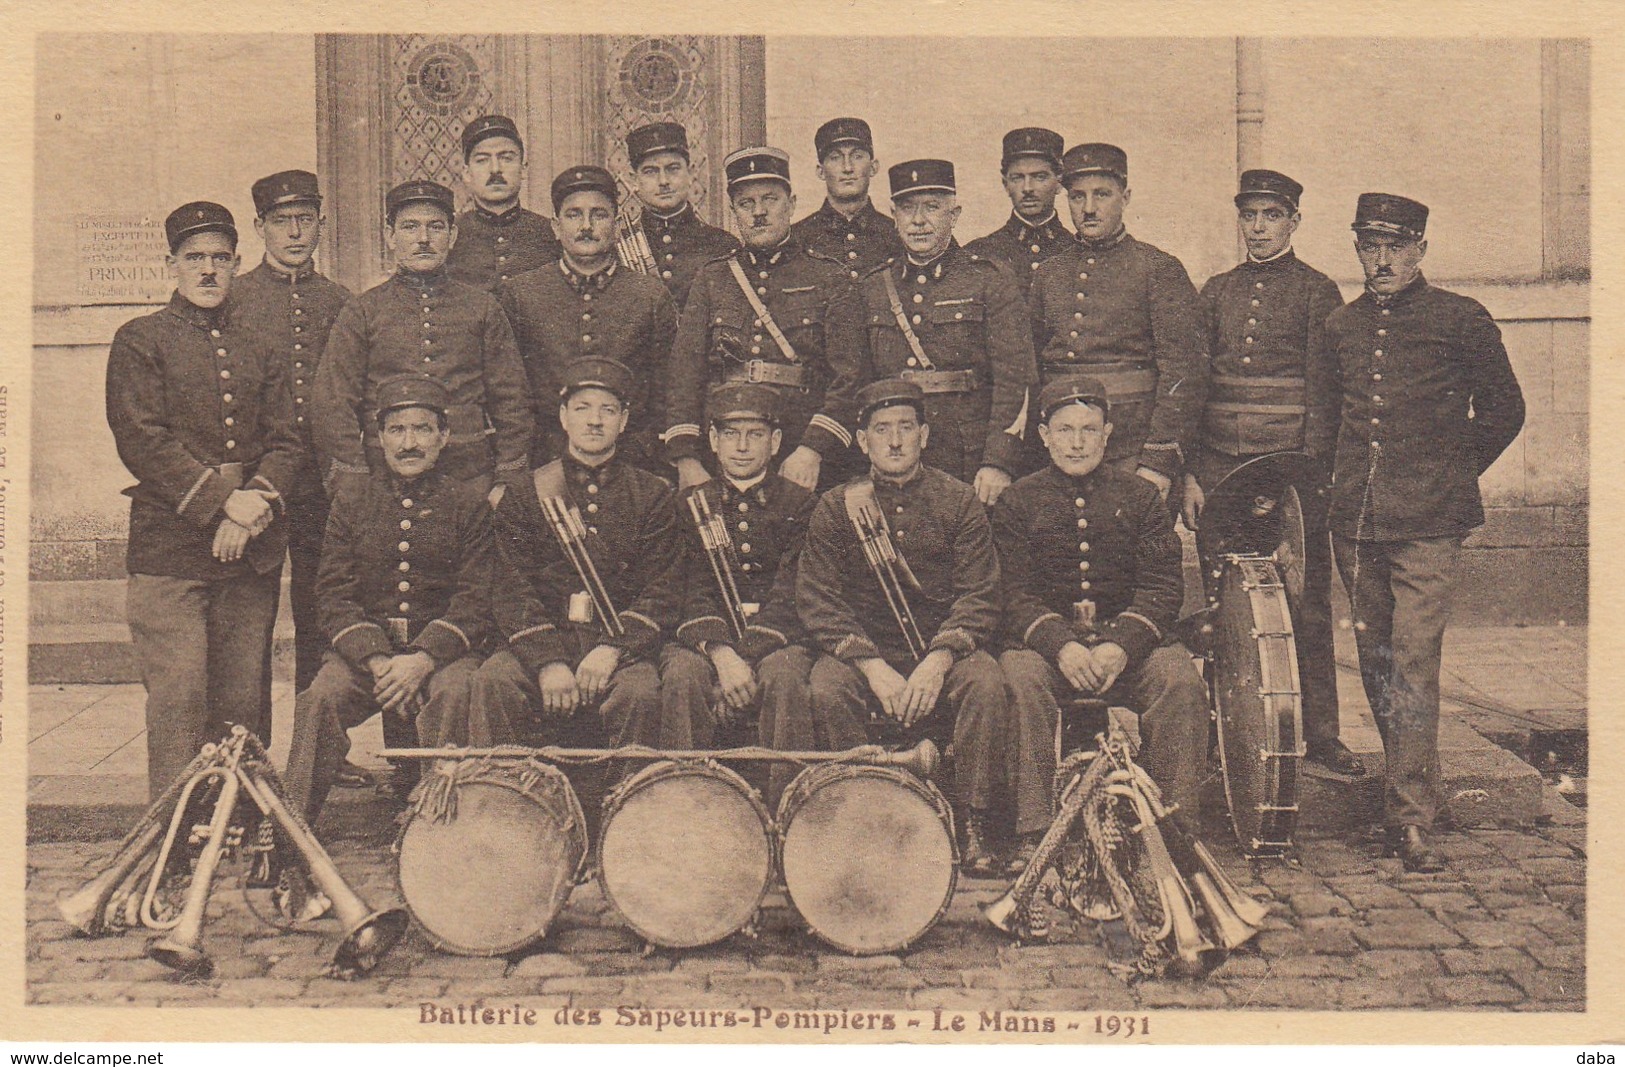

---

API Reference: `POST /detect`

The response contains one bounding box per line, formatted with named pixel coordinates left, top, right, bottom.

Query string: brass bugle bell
left=1191, top=870, right=1260, bottom=951
left=147, top=749, right=244, bottom=977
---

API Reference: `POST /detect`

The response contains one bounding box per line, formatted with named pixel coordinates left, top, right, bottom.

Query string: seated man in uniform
left=993, top=375, right=1209, bottom=873
left=794, top=379, right=1007, bottom=873
left=472, top=357, right=683, bottom=747
left=283, top=373, right=494, bottom=824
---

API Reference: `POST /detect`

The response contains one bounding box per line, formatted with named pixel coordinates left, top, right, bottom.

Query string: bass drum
left=598, top=760, right=774, bottom=949
left=777, top=762, right=957, bottom=955
left=1213, top=555, right=1304, bottom=857
left=396, top=758, right=587, bottom=956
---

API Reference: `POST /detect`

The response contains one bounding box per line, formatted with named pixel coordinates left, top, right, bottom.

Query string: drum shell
left=776, top=762, right=958, bottom=955
left=395, top=759, right=587, bottom=957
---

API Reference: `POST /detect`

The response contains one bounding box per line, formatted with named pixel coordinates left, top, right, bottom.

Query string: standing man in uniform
left=444, top=115, right=561, bottom=291
left=794, top=380, right=1008, bottom=873
left=1324, top=194, right=1524, bottom=871
left=790, top=118, right=904, bottom=283
left=994, top=377, right=1209, bottom=872
left=1183, top=169, right=1361, bottom=776
left=619, top=121, right=739, bottom=307
left=1029, top=144, right=1205, bottom=499
left=858, top=160, right=1036, bottom=505
left=232, top=170, right=352, bottom=699
left=497, top=165, right=677, bottom=471
left=283, top=374, right=494, bottom=825
left=106, top=202, right=303, bottom=798
left=964, top=128, right=1072, bottom=301
left=664, top=146, right=867, bottom=493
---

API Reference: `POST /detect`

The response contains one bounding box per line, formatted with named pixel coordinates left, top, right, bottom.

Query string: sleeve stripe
left=425, top=618, right=470, bottom=650
left=809, top=413, right=853, bottom=449
left=176, top=469, right=215, bottom=516
left=661, top=424, right=703, bottom=442
left=510, top=623, right=555, bottom=642
left=1023, top=612, right=1065, bottom=645
left=331, top=622, right=385, bottom=648
left=1118, top=611, right=1163, bottom=641
left=621, top=610, right=661, bottom=633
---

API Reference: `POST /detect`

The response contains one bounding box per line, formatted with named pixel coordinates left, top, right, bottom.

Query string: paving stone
left=1286, top=892, right=1349, bottom=918
left=1427, top=975, right=1525, bottom=1005
left=1351, top=916, right=1463, bottom=950
left=150, top=982, right=223, bottom=1002
left=1334, top=977, right=1433, bottom=1009
left=447, top=978, right=555, bottom=999
left=997, top=942, right=1110, bottom=968
left=910, top=988, right=1020, bottom=1012
left=1490, top=835, right=1581, bottom=860
left=29, top=982, right=132, bottom=1005
left=618, top=976, right=711, bottom=1003
left=211, top=954, right=271, bottom=980
left=510, top=952, right=589, bottom=978
left=814, top=987, right=910, bottom=1010
left=708, top=972, right=797, bottom=996
left=1411, top=891, right=1481, bottom=915
left=1525, top=941, right=1583, bottom=970
left=1016, top=987, right=1133, bottom=1012
left=1356, top=949, right=1444, bottom=978
left=222, top=976, right=310, bottom=1000
left=901, top=938, right=1002, bottom=970
left=101, top=958, right=182, bottom=982
left=1253, top=929, right=1305, bottom=957
left=1208, top=953, right=1269, bottom=980
left=35, top=935, right=153, bottom=961
left=406, top=955, right=509, bottom=979
left=1450, top=920, right=1545, bottom=949
left=246, top=933, right=328, bottom=957
left=959, top=966, right=1030, bottom=990
left=1264, top=954, right=1360, bottom=979
left=1543, top=883, right=1585, bottom=908
left=580, top=951, right=676, bottom=976
left=1134, top=980, right=1231, bottom=1008
left=1257, top=866, right=1322, bottom=892
left=1512, top=856, right=1586, bottom=884
left=539, top=976, right=627, bottom=996
left=858, top=968, right=927, bottom=990
left=1327, top=881, right=1413, bottom=910
left=1509, top=969, right=1583, bottom=1003
left=30, top=959, right=107, bottom=983
left=817, top=953, right=903, bottom=972
left=382, top=977, right=450, bottom=998
left=672, top=953, right=752, bottom=976
left=1227, top=981, right=1337, bottom=1010
left=552, top=926, right=643, bottom=953
left=748, top=952, right=818, bottom=974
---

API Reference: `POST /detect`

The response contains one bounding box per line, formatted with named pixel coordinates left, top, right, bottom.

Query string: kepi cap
left=889, top=159, right=955, bottom=200
left=1002, top=127, right=1064, bottom=171
left=1352, top=193, right=1428, bottom=240
left=165, top=201, right=237, bottom=253
left=1038, top=375, right=1111, bottom=421
left=814, top=117, right=874, bottom=159
left=252, top=171, right=321, bottom=217
left=855, top=378, right=927, bottom=426
left=461, top=115, right=523, bottom=160
left=551, top=165, right=619, bottom=212
left=375, top=373, right=452, bottom=423
left=626, top=122, right=690, bottom=168
left=1236, top=169, right=1303, bottom=210
left=386, top=180, right=456, bottom=222
left=559, top=357, right=636, bottom=404
left=725, top=146, right=792, bottom=192
left=1061, top=143, right=1128, bottom=184
left=706, top=382, right=780, bottom=426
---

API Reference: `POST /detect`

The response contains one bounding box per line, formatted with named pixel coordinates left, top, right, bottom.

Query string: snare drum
left=597, top=760, right=774, bottom=949
left=777, top=762, right=957, bottom=955
left=395, top=758, right=587, bottom=956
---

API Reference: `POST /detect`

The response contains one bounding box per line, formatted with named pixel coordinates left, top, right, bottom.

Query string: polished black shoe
left=962, top=813, right=999, bottom=877
left=1306, top=739, right=1366, bottom=777
left=1004, top=832, right=1044, bottom=877
left=1388, top=825, right=1445, bottom=873
left=336, top=759, right=375, bottom=789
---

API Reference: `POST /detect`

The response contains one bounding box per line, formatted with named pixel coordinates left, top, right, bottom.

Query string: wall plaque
left=74, top=213, right=171, bottom=304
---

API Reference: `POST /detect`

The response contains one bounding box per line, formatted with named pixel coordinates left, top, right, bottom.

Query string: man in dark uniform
left=106, top=202, right=303, bottom=799
left=497, top=165, right=677, bottom=472
left=1029, top=144, right=1206, bottom=500
left=313, top=180, right=533, bottom=506
left=283, top=374, right=494, bottom=825
left=471, top=357, right=683, bottom=747
left=619, top=121, right=739, bottom=306
left=857, top=159, right=1036, bottom=505
left=1322, top=194, right=1524, bottom=871
left=794, top=379, right=1007, bottom=873
left=444, top=114, right=561, bottom=291
left=790, top=117, right=904, bottom=283
left=661, top=384, right=817, bottom=769
left=1184, top=169, right=1362, bottom=776
left=232, top=170, right=352, bottom=699
left=994, top=376, right=1209, bottom=872
left=664, top=145, right=867, bottom=493
left=964, top=127, right=1072, bottom=300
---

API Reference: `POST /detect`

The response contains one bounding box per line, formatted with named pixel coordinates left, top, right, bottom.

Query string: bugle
left=615, top=205, right=656, bottom=275
left=539, top=495, right=624, bottom=637
left=686, top=489, right=748, bottom=641
left=850, top=504, right=925, bottom=660
left=983, top=751, right=1104, bottom=938
left=380, top=737, right=943, bottom=780
left=1106, top=780, right=1216, bottom=975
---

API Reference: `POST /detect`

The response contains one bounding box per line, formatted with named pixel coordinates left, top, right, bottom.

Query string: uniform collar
left=1365, top=271, right=1429, bottom=308
left=1007, top=211, right=1064, bottom=243
left=473, top=203, right=527, bottom=225
left=643, top=203, right=696, bottom=232
left=723, top=471, right=769, bottom=497
left=871, top=463, right=925, bottom=491
left=260, top=256, right=318, bottom=281
left=1043, top=462, right=1104, bottom=491
left=818, top=198, right=882, bottom=228
left=559, top=255, right=618, bottom=293
left=387, top=467, right=443, bottom=496
left=903, top=240, right=960, bottom=279
left=1076, top=226, right=1128, bottom=252
left=1245, top=246, right=1296, bottom=267
left=394, top=266, right=448, bottom=290
left=563, top=449, right=623, bottom=486
left=166, top=290, right=228, bottom=331
left=744, top=238, right=796, bottom=269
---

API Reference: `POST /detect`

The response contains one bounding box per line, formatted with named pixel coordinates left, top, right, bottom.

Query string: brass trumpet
left=982, top=752, right=1101, bottom=939
left=1107, top=781, right=1216, bottom=975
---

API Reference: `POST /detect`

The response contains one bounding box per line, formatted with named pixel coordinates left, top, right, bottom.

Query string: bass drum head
left=397, top=764, right=586, bottom=957
left=778, top=765, right=957, bottom=955
left=598, top=761, right=773, bottom=949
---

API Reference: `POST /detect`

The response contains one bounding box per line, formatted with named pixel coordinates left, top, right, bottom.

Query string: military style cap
left=165, top=201, right=238, bottom=253
left=725, top=146, right=792, bottom=191
left=888, top=159, right=956, bottom=200
left=814, top=117, right=874, bottom=159
left=1038, top=375, right=1111, bottom=421
left=375, top=373, right=452, bottom=423
left=706, top=382, right=780, bottom=426
left=627, top=122, right=690, bottom=167
left=855, top=378, right=927, bottom=426
left=1002, top=127, right=1064, bottom=171
left=385, top=180, right=456, bottom=221
left=251, top=170, right=321, bottom=217
left=1061, top=143, right=1129, bottom=184
left=551, top=165, right=619, bottom=212
left=1236, top=169, right=1303, bottom=210
left=461, top=114, right=523, bottom=160
left=559, top=356, right=636, bottom=404
left=1352, top=192, right=1428, bottom=240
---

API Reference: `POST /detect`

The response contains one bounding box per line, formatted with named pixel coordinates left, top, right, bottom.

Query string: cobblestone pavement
left=26, top=817, right=1585, bottom=1013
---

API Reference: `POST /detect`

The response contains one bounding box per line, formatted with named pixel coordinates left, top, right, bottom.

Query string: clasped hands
left=536, top=644, right=623, bottom=717
left=211, top=488, right=278, bottom=562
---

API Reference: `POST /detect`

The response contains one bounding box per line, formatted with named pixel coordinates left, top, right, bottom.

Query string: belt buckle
left=745, top=360, right=766, bottom=383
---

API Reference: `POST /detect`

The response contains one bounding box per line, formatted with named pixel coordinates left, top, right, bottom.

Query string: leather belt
left=901, top=368, right=979, bottom=394
left=724, top=360, right=808, bottom=388
left=1209, top=373, right=1306, bottom=414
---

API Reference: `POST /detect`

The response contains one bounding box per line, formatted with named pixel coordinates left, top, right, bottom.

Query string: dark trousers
left=1000, top=645, right=1209, bottom=838
left=1333, top=534, right=1462, bottom=830
left=282, top=650, right=482, bottom=823
left=1195, top=446, right=1341, bottom=745
left=285, top=485, right=330, bottom=694
left=657, top=644, right=800, bottom=750
left=469, top=648, right=662, bottom=749
left=127, top=571, right=280, bottom=801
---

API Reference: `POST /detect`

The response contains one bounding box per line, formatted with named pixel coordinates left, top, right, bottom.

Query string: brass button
left=399, top=602, right=410, bottom=612
left=402, top=498, right=413, bottom=508
left=399, top=561, right=410, bottom=572
left=1074, top=497, right=1085, bottom=508
left=398, top=541, right=411, bottom=552
left=398, top=581, right=411, bottom=593
left=400, top=519, right=412, bottom=530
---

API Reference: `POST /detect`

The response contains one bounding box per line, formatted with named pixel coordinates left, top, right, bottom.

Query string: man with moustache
left=993, top=377, right=1208, bottom=872
left=790, top=117, right=904, bottom=282
left=232, top=170, right=353, bottom=702
left=497, top=165, right=677, bottom=471
left=283, top=374, right=494, bottom=827
left=445, top=115, right=561, bottom=291
left=106, top=202, right=303, bottom=798
left=794, top=379, right=1007, bottom=873
left=1321, top=194, right=1524, bottom=871
left=620, top=121, right=738, bottom=306
left=663, top=146, right=867, bottom=493
left=964, top=128, right=1072, bottom=301
left=1029, top=144, right=1205, bottom=501
left=1184, top=169, right=1361, bottom=777
left=856, top=160, right=1036, bottom=504
left=471, top=358, right=683, bottom=747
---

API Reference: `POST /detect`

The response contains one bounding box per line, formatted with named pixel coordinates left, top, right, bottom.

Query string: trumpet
left=849, top=501, right=925, bottom=661
left=539, top=494, right=624, bottom=638
left=983, top=750, right=1104, bottom=939
left=615, top=205, right=656, bottom=275
left=687, top=487, right=749, bottom=641
left=1107, top=780, right=1216, bottom=975
left=380, top=737, right=944, bottom=780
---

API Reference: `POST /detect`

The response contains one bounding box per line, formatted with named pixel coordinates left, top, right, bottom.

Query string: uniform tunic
left=664, top=240, right=868, bottom=466
left=857, top=244, right=1037, bottom=480
left=312, top=268, right=534, bottom=491
left=963, top=211, right=1072, bottom=301
left=445, top=205, right=561, bottom=292
left=1029, top=232, right=1206, bottom=476
left=496, top=259, right=677, bottom=467
left=790, top=199, right=905, bottom=283
left=632, top=203, right=739, bottom=307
